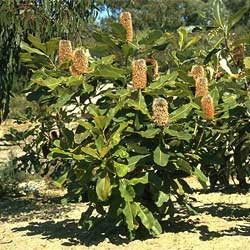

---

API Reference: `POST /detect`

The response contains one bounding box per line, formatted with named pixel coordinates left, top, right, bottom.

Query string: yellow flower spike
left=58, top=40, right=73, bottom=65
left=70, top=48, right=89, bottom=76
left=152, top=98, right=169, bottom=127
left=132, top=59, right=147, bottom=90
left=120, top=12, right=133, bottom=43
left=195, top=77, right=208, bottom=97
left=189, top=65, right=205, bottom=80
left=201, top=94, right=215, bottom=120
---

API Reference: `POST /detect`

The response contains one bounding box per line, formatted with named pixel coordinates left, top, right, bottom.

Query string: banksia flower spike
left=58, top=40, right=73, bottom=64
left=70, top=48, right=89, bottom=76
left=132, top=59, right=147, bottom=89
left=201, top=94, right=215, bottom=120
left=120, top=11, right=133, bottom=42
left=189, top=65, right=205, bottom=80
left=195, top=77, right=208, bottom=97
left=146, top=58, right=159, bottom=79
left=152, top=98, right=169, bottom=127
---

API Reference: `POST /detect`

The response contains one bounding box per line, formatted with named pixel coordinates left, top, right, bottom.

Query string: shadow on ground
left=0, top=196, right=71, bottom=222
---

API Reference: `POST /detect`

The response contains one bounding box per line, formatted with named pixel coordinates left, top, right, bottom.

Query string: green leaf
left=110, top=23, right=126, bottom=40
left=96, top=174, right=112, bottom=201
left=164, top=129, right=192, bottom=142
left=140, top=30, right=163, bottom=45
left=169, top=103, right=193, bottom=122
left=114, top=161, right=128, bottom=177
left=123, top=201, right=138, bottom=234
left=128, top=91, right=150, bottom=117
left=109, top=122, right=129, bottom=148
left=54, top=172, right=68, bottom=187
left=153, top=146, right=169, bottom=167
left=210, top=87, right=220, bottom=106
left=193, top=167, right=208, bottom=188
left=128, top=154, right=150, bottom=171
left=244, top=57, right=250, bottom=69
left=137, top=128, right=161, bottom=138
left=94, top=116, right=107, bottom=130
left=127, top=173, right=149, bottom=185
left=136, top=203, right=162, bottom=236
left=155, top=191, right=170, bottom=207
left=228, top=7, right=248, bottom=30
left=183, top=36, right=201, bottom=50
left=176, top=159, right=192, bottom=175
left=177, top=27, right=188, bottom=50
left=27, top=35, right=46, bottom=52
left=92, top=64, right=126, bottom=79
left=119, top=180, right=135, bottom=202
left=81, top=147, right=100, bottom=159
left=20, top=41, right=48, bottom=57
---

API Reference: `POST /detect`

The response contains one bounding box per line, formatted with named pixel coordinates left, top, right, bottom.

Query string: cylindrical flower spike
left=132, top=59, right=147, bottom=89
left=201, top=94, right=214, bottom=120
left=232, top=44, right=245, bottom=67
left=70, top=48, right=89, bottom=76
left=146, top=58, right=159, bottom=79
left=195, top=77, right=208, bottom=97
left=189, top=65, right=205, bottom=80
left=58, top=40, right=73, bottom=64
left=120, top=11, right=133, bottom=43
left=152, top=97, right=169, bottom=127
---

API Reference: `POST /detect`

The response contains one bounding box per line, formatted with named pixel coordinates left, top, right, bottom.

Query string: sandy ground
left=0, top=180, right=250, bottom=250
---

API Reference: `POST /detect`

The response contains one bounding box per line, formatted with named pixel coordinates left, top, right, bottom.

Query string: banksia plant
left=232, top=44, right=245, bottom=67
left=146, top=58, right=159, bottom=79
left=152, top=97, right=169, bottom=127
left=70, top=48, right=89, bottom=76
left=58, top=40, right=73, bottom=64
left=189, top=65, right=205, bottom=80
left=195, top=77, right=208, bottom=97
left=201, top=94, right=214, bottom=120
left=120, top=12, right=133, bottom=42
left=132, top=59, right=147, bottom=89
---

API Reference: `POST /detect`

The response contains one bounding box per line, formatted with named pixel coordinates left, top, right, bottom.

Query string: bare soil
left=1, top=179, right=250, bottom=250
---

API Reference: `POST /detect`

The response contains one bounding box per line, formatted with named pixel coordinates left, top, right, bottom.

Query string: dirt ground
left=1, top=179, right=250, bottom=250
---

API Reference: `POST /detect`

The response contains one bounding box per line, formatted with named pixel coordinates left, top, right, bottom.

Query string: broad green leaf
left=140, top=30, right=163, bottom=45
left=174, top=179, right=185, bottom=195
left=127, top=173, right=149, bottom=185
left=228, top=7, right=248, bottom=30
left=155, top=191, right=170, bottom=207
left=177, top=27, right=188, bottom=50
left=210, top=87, right=220, bottom=106
left=184, top=35, right=201, bottom=50
left=193, top=167, right=208, bottom=188
left=114, top=161, right=128, bottom=177
left=94, top=116, right=106, bottom=130
left=27, top=34, right=46, bottom=52
left=123, top=201, right=138, bottom=233
left=54, top=172, right=68, bottom=187
left=176, top=159, right=192, bottom=175
left=119, top=180, right=135, bottom=202
left=128, top=154, right=150, bottom=171
left=74, top=131, right=91, bottom=144
left=20, top=41, right=48, bottom=57
left=164, top=129, right=192, bottom=142
left=128, top=91, right=150, bottom=117
left=110, top=23, right=126, bottom=40
left=78, top=120, right=93, bottom=130
left=81, top=147, right=100, bottom=159
left=96, top=174, right=112, bottom=201
left=244, top=57, right=250, bottom=69
left=137, top=128, right=161, bottom=138
left=136, top=203, right=162, bottom=236
left=169, top=103, right=193, bottom=122
left=153, top=146, right=169, bottom=167
left=109, top=122, right=129, bottom=148
left=92, top=64, right=126, bottom=79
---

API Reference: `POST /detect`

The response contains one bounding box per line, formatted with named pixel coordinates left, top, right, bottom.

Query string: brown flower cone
left=146, top=58, right=159, bottom=79
left=71, top=48, right=89, bottom=76
left=152, top=98, right=169, bottom=127
left=195, top=77, right=208, bottom=97
left=232, top=44, right=245, bottom=67
left=58, top=40, right=72, bottom=64
left=201, top=94, right=215, bottom=120
left=132, top=59, right=147, bottom=89
left=120, top=12, right=133, bottom=42
left=189, top=65, right=205, bottom=80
